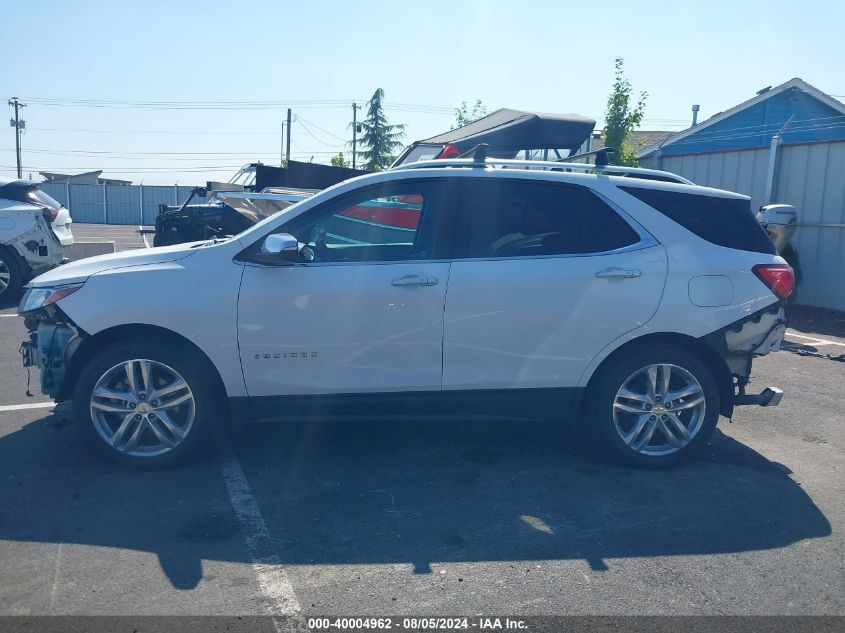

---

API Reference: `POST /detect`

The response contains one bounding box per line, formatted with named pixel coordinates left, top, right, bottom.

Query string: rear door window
left=458, top=179, right=641, bottom=259
left=620, top=187, right=776, bottom=254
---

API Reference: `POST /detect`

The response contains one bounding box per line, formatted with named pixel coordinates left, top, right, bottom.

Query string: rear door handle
left=596, top=267, right=641, bottom=279
left=391, top=275, right=438, bottom=287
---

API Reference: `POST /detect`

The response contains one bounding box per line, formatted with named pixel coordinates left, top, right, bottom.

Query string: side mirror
left=254, top=233, right=299, bottom=265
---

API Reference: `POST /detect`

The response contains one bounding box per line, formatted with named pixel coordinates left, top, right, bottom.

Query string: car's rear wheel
left=0, top=248, right=23, bottom=300
left=591, top=346, right=719, bottom=467
left=73, top=340, right=219, bottom=468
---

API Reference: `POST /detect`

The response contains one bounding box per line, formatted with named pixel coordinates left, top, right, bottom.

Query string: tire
left=0, top=247, right=24, bottom=301
left=590, top=345, right=720, bottom=468
left=72, top=339, right=222, bottom=468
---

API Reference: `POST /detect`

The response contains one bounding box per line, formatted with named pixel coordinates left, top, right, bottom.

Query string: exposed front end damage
left=20, top=305, right=84, bottom=399
left=702, top=303, right=787, bottom=410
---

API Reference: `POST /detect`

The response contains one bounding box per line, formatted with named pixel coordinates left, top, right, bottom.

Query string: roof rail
left=391, top=157, right=693, bottom=185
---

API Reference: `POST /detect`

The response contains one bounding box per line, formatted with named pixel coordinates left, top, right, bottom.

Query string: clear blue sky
left=2, top=0, right=843, bottom=184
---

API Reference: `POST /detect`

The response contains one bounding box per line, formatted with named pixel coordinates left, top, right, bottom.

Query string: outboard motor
left=757, top=204, right=797, bottom=253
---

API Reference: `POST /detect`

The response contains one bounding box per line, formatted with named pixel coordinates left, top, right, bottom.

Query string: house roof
left=637, top=77, right=845, bottom=158
left=588, top=130, right=674, bottom=153
left=39, top=170, right=132, bottom=186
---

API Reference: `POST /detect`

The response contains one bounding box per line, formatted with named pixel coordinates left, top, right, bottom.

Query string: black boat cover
left=420, top=108, right=595, bottom=152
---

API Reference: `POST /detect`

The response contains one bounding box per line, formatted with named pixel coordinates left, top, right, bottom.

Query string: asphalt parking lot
left=71, top=223, right=154, bottom=251
left=0, top=228, right=842, bottom=619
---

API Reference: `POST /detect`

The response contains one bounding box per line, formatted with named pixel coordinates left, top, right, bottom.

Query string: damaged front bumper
left=20, top=311, right=82, bottom=399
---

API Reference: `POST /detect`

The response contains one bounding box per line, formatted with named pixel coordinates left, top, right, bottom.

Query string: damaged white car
left=0, top=178, right=73, bottom=300
left=18, top=157, right=792, bottom=468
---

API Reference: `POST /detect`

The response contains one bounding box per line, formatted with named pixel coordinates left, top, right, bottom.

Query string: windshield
left=393, top=144, right=445, bottom=166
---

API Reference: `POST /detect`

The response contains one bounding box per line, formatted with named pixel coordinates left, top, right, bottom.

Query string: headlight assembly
left=19, top=283, right=84, bottom=314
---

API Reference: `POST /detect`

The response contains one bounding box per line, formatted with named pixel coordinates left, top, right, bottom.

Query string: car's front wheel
left=591, top=346, right=720, bottom=467
left=73, top=340, right=219, bottom=468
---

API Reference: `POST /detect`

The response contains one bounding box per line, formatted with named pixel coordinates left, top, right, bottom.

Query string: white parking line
left=785, top=331, right=845, bottom=347
left=0, top=402, right=54, bottom=412
left=139, top=225, right=151, bottom=249
left=0, top=314, right=17, bottom=318
left=218, top=440, right=302, bottom=618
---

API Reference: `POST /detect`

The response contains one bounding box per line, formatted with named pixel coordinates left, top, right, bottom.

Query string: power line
left=295, top=119, right=345, bottom=149
left=21, top=97, right=353, bottom=111
left=0, top=164, right=246, bottom=173
left=0, top=158, right=336, bottom=175
left=671, top=113, right=845, bottom=140
left=295, top=115, right=347, bottom=142
left=26, top=126, right=286, bottom=136
left=1, top=148, right=344, bottom=158
left=646, top=113, right=845, bottom=149
left=19, top=96, right=456, bottom=114
left=670, top=119, right=845, bottom=146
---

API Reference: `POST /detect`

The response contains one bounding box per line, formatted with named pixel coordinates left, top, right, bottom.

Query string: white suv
left=18, top=159, right=792, bottom=468
left=1, top=179, right=74, bottom=300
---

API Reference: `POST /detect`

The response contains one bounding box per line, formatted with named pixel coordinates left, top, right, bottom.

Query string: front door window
left=282, top=180, right=452, bottom=263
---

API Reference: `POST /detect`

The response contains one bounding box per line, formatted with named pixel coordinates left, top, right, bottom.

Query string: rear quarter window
left=620, top=187, right=775, bottom=255
left=0, top=185, right=62, bottom=211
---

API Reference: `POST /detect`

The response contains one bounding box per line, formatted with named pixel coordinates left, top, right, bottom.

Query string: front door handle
left=596, top=267, right=641, bottom=279
left=391, top=275, right=438, bottom=287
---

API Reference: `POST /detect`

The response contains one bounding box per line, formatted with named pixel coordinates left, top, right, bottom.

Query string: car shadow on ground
left=0, top=414, right=832, bottom=590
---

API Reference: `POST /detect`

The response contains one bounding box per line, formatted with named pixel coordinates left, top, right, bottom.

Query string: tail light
left=42, top=206, right=59, bottom=222
left=752, top=264, right=795, bottom=300
left=436, top=144, right=461, bottom=159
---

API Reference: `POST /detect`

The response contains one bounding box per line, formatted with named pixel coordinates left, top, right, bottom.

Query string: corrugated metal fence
left=641, top=141, right=845, bottom=311
left=40, top=183, right=210, bottom=226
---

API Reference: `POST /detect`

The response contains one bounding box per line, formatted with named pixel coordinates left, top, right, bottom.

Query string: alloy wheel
left=612, top=363, right=706, bottom=457
left=0, top=258, right=10, bottom=293
left=90, top=359, right=196, bottom=457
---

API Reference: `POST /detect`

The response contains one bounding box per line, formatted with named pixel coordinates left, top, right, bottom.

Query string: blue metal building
left=638, top=78, right=845, bottom=311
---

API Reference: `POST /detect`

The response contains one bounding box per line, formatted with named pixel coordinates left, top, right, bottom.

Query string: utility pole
left=8, top=98, right=26, bottom=178
left=280, top=120, right=285, bottom=165
left=352, top=102, right=361, bottom=169
left=285, top=108, right=292, bottom=165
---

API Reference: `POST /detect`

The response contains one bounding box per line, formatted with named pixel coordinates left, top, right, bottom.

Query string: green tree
left=453, top=99, right=488, bottom=128
left=330, top=152, right=349, bottom=168
left=603, top=57, right=647, bottom=166
left=354, top=88, right=406, bottom=171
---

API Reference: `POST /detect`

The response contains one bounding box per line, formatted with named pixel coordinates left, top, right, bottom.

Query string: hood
left=28, top=241, right=204, bottom=287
